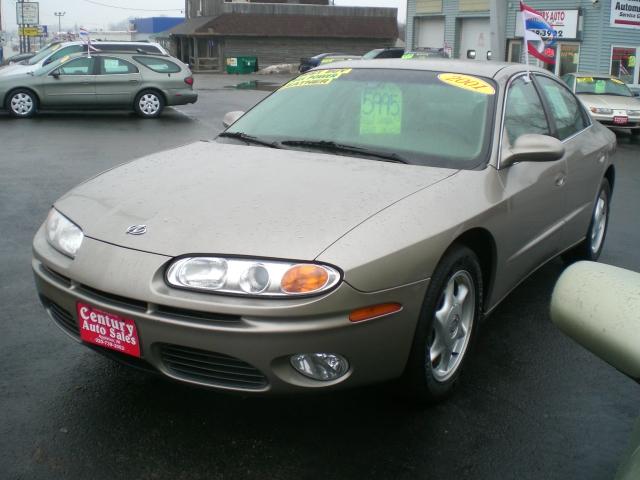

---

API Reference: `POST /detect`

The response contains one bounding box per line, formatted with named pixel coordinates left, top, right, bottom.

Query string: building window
left=558, top=43, right=580, bottom=77
left=611, top=47, right=637, bottom=84
left=507, top=40, right=522, bottom=63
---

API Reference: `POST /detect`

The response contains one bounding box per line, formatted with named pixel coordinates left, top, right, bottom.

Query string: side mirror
left=51, top=70, right=60, bottom=79
left=551, top=261, right=640, bottom=382
left=501, top=134, right=565, bottom=167
left=222, top=110, right=245, bottom=128
left=467, top=49, right=476, bottom=59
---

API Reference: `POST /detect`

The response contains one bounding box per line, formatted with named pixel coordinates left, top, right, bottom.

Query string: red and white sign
left=611, top=0, right=640, bottom=29
left=613, top=116, right=629, bottom=125
left=77, top=302, right=141, bottom=357
left=516, top=9, right=580, bottom=39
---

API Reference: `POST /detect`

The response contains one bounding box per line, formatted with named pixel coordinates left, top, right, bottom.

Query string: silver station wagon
left=1, top=51, right=197, bottom=118
left=33, top=60, right=616, bottom=403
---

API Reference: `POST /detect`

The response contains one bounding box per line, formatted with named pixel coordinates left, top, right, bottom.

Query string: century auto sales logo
left=77, top=303, right=141, bottom=357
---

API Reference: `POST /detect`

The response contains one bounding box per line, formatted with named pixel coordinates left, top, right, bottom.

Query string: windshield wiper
left=280, top=140, right=408, bottom=164
left=218, top=131, right=280, bottom=149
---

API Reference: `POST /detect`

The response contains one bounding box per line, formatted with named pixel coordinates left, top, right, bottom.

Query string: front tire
left=6, top=89, right=37, bottom=118
left=404, top=245, right=483, bottom=404
left=134, top=90, right=164, bottom=118
left=562, top=178, right=611, bottom=263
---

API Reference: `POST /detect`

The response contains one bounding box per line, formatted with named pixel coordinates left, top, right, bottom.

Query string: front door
left=95, top=57, right=142, bottom=107
left=534, top=74, right=604, bottom=247
left=497, top=75, right=568, bottom=286
left=42, top=57, right=96, bottom=107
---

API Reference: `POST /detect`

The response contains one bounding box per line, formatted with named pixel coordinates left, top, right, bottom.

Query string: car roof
left=315, top=58, right=540, bottom=79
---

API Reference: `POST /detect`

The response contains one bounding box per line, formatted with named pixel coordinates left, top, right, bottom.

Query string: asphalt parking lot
left=1, top=74, right=639, bottom=480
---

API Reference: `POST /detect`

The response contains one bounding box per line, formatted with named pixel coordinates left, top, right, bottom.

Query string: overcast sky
left=1, top=0, right=406, bottom=32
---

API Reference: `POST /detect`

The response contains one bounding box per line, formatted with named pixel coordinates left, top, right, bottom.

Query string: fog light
left=290, top=353, right=349, bottom=381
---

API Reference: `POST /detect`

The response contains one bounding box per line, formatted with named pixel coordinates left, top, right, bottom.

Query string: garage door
left=415, top=17, right=445, bottom=49
left=459, top=18, right=490, bottom=61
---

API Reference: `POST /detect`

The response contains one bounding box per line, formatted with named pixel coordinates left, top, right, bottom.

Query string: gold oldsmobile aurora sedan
left=1, top=51, right=197, bottom=118
left=33, top=60, right=616, bottom=402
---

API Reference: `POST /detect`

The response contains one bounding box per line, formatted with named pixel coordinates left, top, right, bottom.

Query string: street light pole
left=54, top=11, right=66, bottom=36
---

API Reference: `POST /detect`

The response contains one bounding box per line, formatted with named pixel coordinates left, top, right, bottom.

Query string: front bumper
left=592, top=114, right=640, bottom=129
left=33, top=226, right=428, bottom=394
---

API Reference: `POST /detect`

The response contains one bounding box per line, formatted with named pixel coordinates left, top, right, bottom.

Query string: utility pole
left=489, top=0, right=508, bottom=61
left=54, top=11, right=66, bottom=35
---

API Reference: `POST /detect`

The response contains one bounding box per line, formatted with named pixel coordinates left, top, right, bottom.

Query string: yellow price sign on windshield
left=360, top=84, right=402, bottom=135
left=282, top=68, right=352, bottom=89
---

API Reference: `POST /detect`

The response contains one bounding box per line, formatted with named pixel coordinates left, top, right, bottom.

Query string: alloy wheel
left=10, top=93, right=34, bottom=116
left=139, top=93, right=160, bottom=116
left=428, top=270, right=476, bottom=382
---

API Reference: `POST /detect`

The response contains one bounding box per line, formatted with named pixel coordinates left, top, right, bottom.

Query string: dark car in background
left=362, top=47, right=405, bottom=60
left=298, top=53, right=361, bottom=73
left=1, top=52, right=36, bottom=66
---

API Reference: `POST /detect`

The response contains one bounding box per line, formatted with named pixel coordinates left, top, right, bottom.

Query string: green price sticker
left=401, top=53, right=415, bottom=59
left=595, top=80, right=606, bottom=94
left=360, top=84, right=402, bottom=135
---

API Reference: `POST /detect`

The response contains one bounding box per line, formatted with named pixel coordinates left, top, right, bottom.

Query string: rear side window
left=536, top=76, right=589, bottom=140
left=504, top=76, right=550, bottom=143
left=134, top=56, right=181, bottom=73
left=101, top=57, right=139, bottom=74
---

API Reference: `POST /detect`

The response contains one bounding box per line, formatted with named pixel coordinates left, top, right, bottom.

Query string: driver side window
left=504, top=76, right=550, bottom=144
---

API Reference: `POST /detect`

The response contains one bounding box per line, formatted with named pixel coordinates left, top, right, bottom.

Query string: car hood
left=54, top=141, right=458, bottom=259
left=577, top=94, right=640, bottom=110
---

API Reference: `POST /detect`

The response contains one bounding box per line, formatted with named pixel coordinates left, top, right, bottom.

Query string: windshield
left=26, top=43, right=63, bottom=65
left=575, top=77, right=632, bottom=97
left=362, top=50, right=382, bottom=60
left=226, top=68, right=496, bottom=169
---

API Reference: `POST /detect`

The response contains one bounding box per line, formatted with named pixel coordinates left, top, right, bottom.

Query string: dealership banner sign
left=516, top=10, right=579, bottom=40
left=611, top=0, right=640, bottom=29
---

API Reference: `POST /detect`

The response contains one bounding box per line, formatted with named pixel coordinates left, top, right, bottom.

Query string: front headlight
left=45, top=209, right=84, bottom=258
left=166, top=257, right=341, bottom=297
left=590, top=107, right=613, bottom=115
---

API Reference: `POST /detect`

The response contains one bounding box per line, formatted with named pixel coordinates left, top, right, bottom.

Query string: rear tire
left=6, top=89, right=37, bottom=118
left=404, top=245, right=483, bottom=404
left=562, top=178, right=611, bottom=263
left=134, top=90, right=164, bottom=118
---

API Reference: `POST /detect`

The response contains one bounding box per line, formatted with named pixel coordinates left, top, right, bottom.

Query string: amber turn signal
left=349, top=303, right=402, bottom=323
left=281, top=264, right=330, bottom=294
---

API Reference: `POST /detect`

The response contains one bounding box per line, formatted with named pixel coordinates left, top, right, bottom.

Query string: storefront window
left=508, top=40, right=522, bottom=63
left=558, top=44, right=579, bottom=77
left=611, top=47, right=636, bottom=84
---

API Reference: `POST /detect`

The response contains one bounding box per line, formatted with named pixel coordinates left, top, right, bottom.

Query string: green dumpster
left=226, top=56, right=258, bottom=74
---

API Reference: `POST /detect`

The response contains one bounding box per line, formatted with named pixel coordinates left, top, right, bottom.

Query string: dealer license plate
left=76, top=302, right=141, bottom=357
left=613, top=116, right=628, bottom=125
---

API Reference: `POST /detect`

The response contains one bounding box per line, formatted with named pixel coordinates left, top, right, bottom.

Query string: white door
left=415, top=17, right=445, bottom=49
left=459, top=18, right=491, bottom=60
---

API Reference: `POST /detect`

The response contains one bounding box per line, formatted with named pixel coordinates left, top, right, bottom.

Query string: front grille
left=158, top=344, right=268, bottom=390
left=155, top=305, right=241, bottom=324
left=41, top=265, right=72, bottom=287
left=42, top=297, right=79, bottom=337
left=76, top=284, right=148, bottom=312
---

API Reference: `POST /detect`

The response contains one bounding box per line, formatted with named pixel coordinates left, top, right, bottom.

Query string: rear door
left=95, top=56, right=142, bottom=107
left=42, top=57, right=96, bottom=107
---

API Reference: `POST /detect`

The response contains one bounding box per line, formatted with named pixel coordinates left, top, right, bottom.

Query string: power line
left=81, top=0, right=184, bottom=12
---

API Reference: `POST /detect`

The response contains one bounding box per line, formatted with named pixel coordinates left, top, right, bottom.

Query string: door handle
left=555, top=174, right=566, bottom=187
left=129, top=80, right=139, bottom=84
left=82, top=81, right=91, bottom=85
